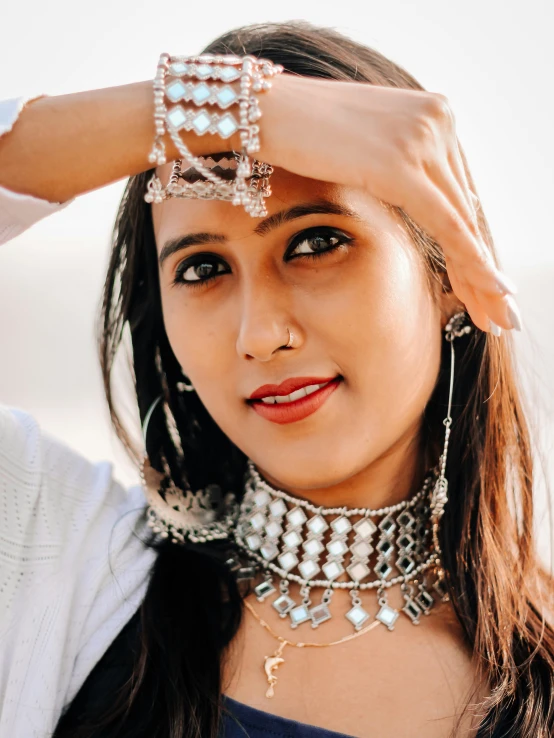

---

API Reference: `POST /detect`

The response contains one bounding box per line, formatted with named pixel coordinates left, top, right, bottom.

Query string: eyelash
left=171, top=226, right=354, bottom=289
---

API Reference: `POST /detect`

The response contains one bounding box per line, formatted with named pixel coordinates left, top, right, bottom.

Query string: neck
left=255, top=421, right=429, bottom=512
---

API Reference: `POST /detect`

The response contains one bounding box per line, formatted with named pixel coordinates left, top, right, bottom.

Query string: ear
left=436, top=272, right=466, bottom=331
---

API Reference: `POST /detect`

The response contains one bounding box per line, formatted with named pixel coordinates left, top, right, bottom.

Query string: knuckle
left=393, top=94, right=456, bottom=165
left=425, top=92, right=454, bottom=121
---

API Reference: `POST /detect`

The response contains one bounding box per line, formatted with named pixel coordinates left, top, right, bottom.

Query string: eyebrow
left=158, top=199, right=361, bottom=268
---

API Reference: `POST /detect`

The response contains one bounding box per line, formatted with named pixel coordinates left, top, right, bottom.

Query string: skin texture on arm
left=0, top=81, right=242, bottom=203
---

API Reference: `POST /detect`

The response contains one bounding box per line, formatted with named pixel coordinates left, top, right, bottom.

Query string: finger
left=445, top=261, right=490, bottom=333
left=447, top=136, right=480, bottom=230
left=405, top=172, right=514, bottom=305
left=472, top=288, right=522, bottom=332
left=463, top=285, right=493, bottom=333
left=443, top=138, right=518, bottom=299
left=424, top=148, right=481, bottom=248
left=403, top=170, right=487, bottom=266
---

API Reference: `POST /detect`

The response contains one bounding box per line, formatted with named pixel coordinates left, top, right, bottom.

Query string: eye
left=286, top=226, right=353, bottom=260
left=172, top=254, right=230, bottom=288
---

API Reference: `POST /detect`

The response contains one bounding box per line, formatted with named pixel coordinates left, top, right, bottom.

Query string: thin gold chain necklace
left=243, top=597, right=382, bottom=697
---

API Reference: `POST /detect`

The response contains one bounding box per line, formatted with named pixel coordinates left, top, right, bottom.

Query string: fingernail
left=495, top=272, right=518, bottom=296
left=489, top=320, right=502, bottom=337
left=505, top=296, right=522, bottom=331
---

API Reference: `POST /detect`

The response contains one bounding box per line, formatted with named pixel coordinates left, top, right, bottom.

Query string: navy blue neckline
left=222, top=694, right=357, bottom=737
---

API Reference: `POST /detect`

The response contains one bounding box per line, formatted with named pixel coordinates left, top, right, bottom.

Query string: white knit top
left=0, top=98, right=158, bottom=737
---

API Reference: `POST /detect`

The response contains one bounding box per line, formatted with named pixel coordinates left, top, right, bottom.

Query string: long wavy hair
left=54, top=20, right=554, bottom=738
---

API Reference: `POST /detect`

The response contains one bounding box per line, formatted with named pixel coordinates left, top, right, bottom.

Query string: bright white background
left=0, top=0, right=552, bottom=563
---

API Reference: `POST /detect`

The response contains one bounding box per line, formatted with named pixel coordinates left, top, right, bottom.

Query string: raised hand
left=259, top=73, right=520, bottom=333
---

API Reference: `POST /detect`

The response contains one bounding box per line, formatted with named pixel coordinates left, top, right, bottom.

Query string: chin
left=252, top=444, right=369, bottom=493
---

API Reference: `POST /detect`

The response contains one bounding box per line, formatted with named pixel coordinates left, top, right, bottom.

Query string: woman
left=0, top=19, right=552, bottom=738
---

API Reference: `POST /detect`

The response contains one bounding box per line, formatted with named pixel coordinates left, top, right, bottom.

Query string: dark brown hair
left=55, top=19, right=554, bottom=738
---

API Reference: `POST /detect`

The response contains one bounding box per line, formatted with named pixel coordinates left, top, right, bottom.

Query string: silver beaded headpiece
left=144, top=52, right=283, bottom=217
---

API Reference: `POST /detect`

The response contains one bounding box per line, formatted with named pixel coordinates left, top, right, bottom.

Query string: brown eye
left=286, top=226, right=352, bottom=260
left=173, top=255, right=230, bottom=287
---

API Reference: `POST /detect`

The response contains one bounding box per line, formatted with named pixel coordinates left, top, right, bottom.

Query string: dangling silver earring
left=430, top=311, right=472, bottom=591
left=140, top=391, right=237, bottom=545
left=152, top=347, right=186, bottom=462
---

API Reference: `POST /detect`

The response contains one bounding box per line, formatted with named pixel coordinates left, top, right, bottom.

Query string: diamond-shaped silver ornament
left=194, top=64, right=213, bottom=79
left=376, top=604, right=399, bottom=630
left=402, top=598, right=422, bottom=624
left=347, top=561, right=370, bottom=582
left=216, top=113, right=238, bottom=138
left=192, top=82, right=211, bottom=105
left=192, top=110, right=212, bottom=134
left=219, top=65, right=240, bottom=82
left=245, top=533, right=262, bottom=551
left=278, top=551, right=299, bottom=572
left=306, top=515, right=328, bottom=535
left=298, top=558, right=321, bottom=580
left=254, top=580, right=276, bottom=601
left=327, top=539, right=348, bottom=557
left=397, top=511, right=415, bottom=529
left=287, top=507, right=307, bottom=527
left=353, top=518, right=377, bottom=539
left=352, top=540, right=373, bottom=558
left=396, top=554, right=415, bottom=576
left=249, top=511, right=266, bottom=531
left=346, top=604, right=370, bottom=630
left=303, top=538, right=324, bottom=557
left=269, top=499, right=287, bottom=517
left=265, top=520, right=283, bottom=539
left=273, top=594, right=295, bottom=617
left=322, top=560, right=344, bottom=581
left=377, top=538, right=394, bottom=559
left=169, top=62, right=188, bottom=76
left=331, top=516, right=352, bottom=536
left=167, top=105, right=187, bottom=129
left=379, top=515, right=396, bottom=537
left=397, top=533, right=415, bottom=552
left=216, top=85, right=238, bottom=108
left=253, top=489, right=271, bottom=508
left=416, top=589, right=435, bottom=614
left=260, top=542, right=279, bottom=561
left=310, top=603, right=332, bottom=628
left=289, top=604, right=311, bottom=628
left=283, top=530, right=302, bottom=549
left=375, top=559, right=392, bottom=579
left=166, top=79, right=187, bottom=103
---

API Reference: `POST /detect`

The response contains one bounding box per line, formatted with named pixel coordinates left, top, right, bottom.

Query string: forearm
left=0, top=81, right=240, bottom=203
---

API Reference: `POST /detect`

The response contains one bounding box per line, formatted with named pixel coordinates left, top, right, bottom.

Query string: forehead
left=151, top=163, right=392, bottom=251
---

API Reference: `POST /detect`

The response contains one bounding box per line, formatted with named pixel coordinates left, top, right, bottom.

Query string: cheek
left=320, top=240, right=442, bottom=429
left=161, top=285, right=238, bottom=395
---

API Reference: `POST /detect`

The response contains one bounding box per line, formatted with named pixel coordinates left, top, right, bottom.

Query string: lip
left=248, top=377, right=341, bottom=425
left=249, top=376, right=338, bottom=401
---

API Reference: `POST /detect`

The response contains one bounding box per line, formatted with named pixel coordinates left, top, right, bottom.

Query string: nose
left=236, top=280, right=292, bottom=362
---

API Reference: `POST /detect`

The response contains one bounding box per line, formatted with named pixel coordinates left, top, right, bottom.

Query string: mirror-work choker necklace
left=233, top=461, right=447, bottom=633
left=142, top=456, right=448, bottom=634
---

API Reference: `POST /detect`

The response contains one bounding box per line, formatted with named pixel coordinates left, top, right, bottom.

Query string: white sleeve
left=0, top=404, right=157, bottom=737
left=0, top=97, right=73, bottom=246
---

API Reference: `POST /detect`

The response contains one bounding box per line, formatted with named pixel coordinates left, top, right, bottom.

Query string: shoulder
left=0, top=406, right=158, bottom=732
left=0, top=403, right=151, bottom=576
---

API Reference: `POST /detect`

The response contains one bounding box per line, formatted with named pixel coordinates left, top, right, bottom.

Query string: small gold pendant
left=263, top=641, right=287, bottom=698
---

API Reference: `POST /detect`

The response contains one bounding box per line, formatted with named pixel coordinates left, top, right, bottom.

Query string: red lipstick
left=249, top=376, right=337, bottom=401
left=248, top=376, right=341, bottom=425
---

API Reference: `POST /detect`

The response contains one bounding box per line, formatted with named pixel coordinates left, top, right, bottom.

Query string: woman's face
left=152, top=165, right=453, bottom=498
